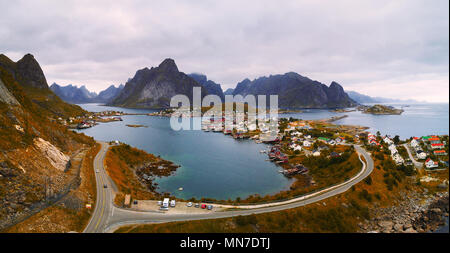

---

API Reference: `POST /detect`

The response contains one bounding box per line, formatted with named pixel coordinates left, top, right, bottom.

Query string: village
left=53, top=110, right=129, bottom=129
left=142, top=106, right=450, bottom=179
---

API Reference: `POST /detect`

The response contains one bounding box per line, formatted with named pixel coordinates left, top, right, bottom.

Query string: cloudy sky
left=1, top=0, right=448, bottom=102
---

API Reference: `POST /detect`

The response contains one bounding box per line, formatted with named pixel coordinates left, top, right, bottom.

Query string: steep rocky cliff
left=232, top=72, right=356, bottom=108
left=110, top=59, right=208, bottom=108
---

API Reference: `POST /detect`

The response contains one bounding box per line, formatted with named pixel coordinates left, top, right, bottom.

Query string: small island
left=126, top=124, right=148, bottom=128
left=358, top=104, right=404, bottom=115
left=329, top=108, right=356, bottom=113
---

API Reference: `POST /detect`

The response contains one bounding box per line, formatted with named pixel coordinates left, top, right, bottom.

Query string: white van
left=162, top=198, right=169, bottom=208
left=170, top=200, right=176, bottom=207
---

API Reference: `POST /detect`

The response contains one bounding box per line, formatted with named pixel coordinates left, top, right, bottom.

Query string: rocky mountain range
left=109, top=58, right=208, bottom=108
left=106, top=59, right=356, bottom=109
left=50, top=83, right=124, bottom=104
left=47, top=56, right=357, bottom=109
left=188, top=73, right=224, bottom=101
left=231, top=72, right=356, bottom=108
left=347, top=90, right=421, bottom=104
left=224, top=88, right=234, bottom=95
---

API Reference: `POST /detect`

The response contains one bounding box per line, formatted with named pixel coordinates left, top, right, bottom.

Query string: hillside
left=232, top=72, right=357, bottom=108
left=0, top=53, right=96, bottom=231
left=110, top=59, right=208, bottom=108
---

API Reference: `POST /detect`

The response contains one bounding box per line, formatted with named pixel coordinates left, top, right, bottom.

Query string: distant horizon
left=2, top=1, right=448, bottom=102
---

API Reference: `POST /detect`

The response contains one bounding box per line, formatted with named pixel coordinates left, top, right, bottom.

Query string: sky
left=1, top=0, right=448, bottom=102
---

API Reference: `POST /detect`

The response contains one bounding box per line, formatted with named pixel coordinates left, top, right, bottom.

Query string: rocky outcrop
left=33, top=138, right=70, bottom=172
left=0, top=54, right=48, bottom=89
left=358, top=104, right=404, bottom=115
left=110, top=58, right=208, bottom=108
left=232, top=72, right=357, bottom=108
left=359, top=191, right=449, bottom=233
left=0, top=78, right=20, bottom=106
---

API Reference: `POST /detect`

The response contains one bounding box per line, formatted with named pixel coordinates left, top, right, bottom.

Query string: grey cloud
left=0, top=0, right=448, bottom=101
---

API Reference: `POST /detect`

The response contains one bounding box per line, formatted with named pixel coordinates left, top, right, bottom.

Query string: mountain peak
left=14, top=53, right=48, bottom=89
left=329, top=81, right=343, bottom=89
left=158, top=58, right=178, bottom=72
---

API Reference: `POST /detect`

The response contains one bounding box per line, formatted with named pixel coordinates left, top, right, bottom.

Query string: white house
left=416, top=150, right=427, bottom=160
left=425, top=158, right=438, bottom=169
left=393, top=154, right=404, bottom=165
left=410, top=139, right=419, bottom=148
left=388, top=144, right=398, bottom=154
left=303, top=140, right=312, bottom=147
left=290, top=143, right=302, bottom=152
left=383, top=136, right=393, bottom=145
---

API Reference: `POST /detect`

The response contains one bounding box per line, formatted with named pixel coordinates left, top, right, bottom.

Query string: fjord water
left=77, top=103, right=448, bottom=200
left=77, top=104, right=294, bottom=200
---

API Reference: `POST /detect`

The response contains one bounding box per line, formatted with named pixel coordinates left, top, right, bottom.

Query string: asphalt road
left=84, top=144, right=374, bottom=233
left=83, top=142, right=114, bottom=233
left=402, top=143, right=423, bottom=169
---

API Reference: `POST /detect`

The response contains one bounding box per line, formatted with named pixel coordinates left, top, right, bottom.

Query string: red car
left=201, top=204, right=207, bottom=209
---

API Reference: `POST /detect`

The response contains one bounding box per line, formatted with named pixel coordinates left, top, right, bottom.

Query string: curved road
left=84, top=143, right=374, bottom=233
left=83, top=142, right=114, bottom=233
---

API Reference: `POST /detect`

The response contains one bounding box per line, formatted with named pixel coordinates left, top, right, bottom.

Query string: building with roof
left=425, top=158, right=438, bottom=169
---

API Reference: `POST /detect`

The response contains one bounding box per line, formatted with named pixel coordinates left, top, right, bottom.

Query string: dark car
left=133, top=200, right=138, bottom=205
left=103, top=184, right=107, bottom=188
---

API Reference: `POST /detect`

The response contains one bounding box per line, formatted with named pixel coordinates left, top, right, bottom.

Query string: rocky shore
left=359, top=190, right=449, bottom=233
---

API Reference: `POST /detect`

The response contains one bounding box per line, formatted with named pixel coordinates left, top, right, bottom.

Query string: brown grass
left=104, top=144, right=156, bottom=202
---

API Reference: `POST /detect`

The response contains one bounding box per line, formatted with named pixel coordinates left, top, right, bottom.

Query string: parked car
left=186, top=202, right=193, bottom=207
left=96, top=170, right=99, bottom=173
left=133, top=200, right=138, bottom=205
left=170, top=200, right=176, bottom=207
left=103, top=184, right=107, bottom=188
left=207, top=205, right=213, bottom=210
left=201, top=204, right=207, bottom=209
left=160, top=207, right=169, bottom=211
left=157, top=201, right=162, bottom=206
left=194, top=203, right=200, bottom=208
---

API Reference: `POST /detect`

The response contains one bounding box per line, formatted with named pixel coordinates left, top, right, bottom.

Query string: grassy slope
left=105, top=144, right=156, bottom=204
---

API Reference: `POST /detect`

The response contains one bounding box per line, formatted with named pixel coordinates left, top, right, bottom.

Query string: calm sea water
left=77, top=103, right=448, bottom=200
left=77, top=104, right=293, bottom=200
left=281, top=103, right=449, bottom=139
